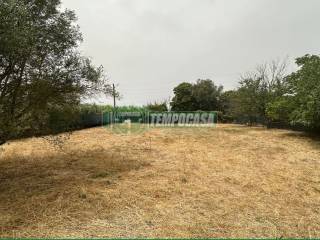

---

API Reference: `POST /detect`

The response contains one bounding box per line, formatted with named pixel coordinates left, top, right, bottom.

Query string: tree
left=231, top=59, right=288, bottom=124
left=283, top=54, right=320, bottom=129
left=219, top=90, right=238, bottom=122
left=236, top=77, right=269, bottom=123
left=192, top=79, right=223, bottom=111
left=266, top=96, right=294, bottom=124
left=0, top=0, right=109, bottom=145
left=265, top=55, right=320, bottom=131
left=170, top=79, right=223, bottom=111
left=170, top=82, right=195, bottom=111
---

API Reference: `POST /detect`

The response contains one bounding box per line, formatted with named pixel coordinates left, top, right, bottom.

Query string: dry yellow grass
left=0, top=124, right=320, bottom=238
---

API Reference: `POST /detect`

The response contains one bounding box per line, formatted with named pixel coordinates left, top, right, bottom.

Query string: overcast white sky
left=62, top=0, right=320, bottom=106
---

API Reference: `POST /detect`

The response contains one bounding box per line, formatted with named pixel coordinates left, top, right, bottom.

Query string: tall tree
left=170, top=82, right=195, bottom=111
left=0, top=0, right=110, bottom=145
left=192, top=79, right=223, bottom=111
left=282, top=55, right=320, bottom=129
left=170, top=79, right=223, bottom=111
left=230, top=59, right=288, bottom=124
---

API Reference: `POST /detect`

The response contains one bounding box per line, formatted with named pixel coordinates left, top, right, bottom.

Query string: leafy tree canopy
left=277, top=55, right=320, bottom=128
left=0, top=0, right=110, bottom=144
left=170, top=79, right=223, bottom=111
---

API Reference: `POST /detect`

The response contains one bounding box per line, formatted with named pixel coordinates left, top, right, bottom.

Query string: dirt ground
left=0, top=124, right=319, bottom=238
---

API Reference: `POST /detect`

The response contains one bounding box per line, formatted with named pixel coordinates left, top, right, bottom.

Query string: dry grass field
left=0, top=124, right=319, bottom=238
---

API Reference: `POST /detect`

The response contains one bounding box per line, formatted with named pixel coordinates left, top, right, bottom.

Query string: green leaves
left=171, top=79, right=223, bottom=111
left=285, top=55, right=320, bottom=129
left=0, top=0, right=108, bottom=143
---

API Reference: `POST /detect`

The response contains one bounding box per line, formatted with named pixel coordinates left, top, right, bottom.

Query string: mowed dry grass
left=0, top=124, right=320, bottom=238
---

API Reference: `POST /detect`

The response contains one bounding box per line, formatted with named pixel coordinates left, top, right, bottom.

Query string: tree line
left=170, top=55, right=320, bottom=132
